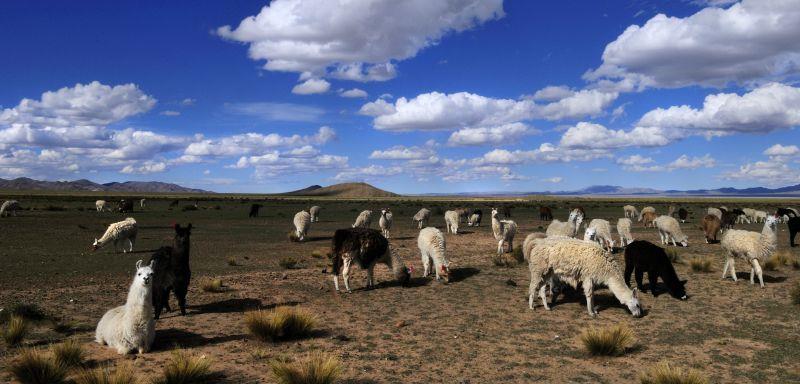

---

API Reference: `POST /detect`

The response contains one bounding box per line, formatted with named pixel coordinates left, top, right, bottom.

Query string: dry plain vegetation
left=1, top=194, right=800, bottom=383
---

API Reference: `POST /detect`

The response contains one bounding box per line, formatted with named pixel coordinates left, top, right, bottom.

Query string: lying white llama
left=491, top=208, right=517, bottom=255
left=412, top=208, right=431, bottom=229
left=0, top=200, right=20, bottom=217
left=293, top=210, right=311, bottom=241
left=720, top=215, right=779, bottom=288
left=528, top=237, right=642, bottom=317
left=353, top=210, right=372, bottom=228
left=444, top=210, right=460, bottom=234
left=93, top=218, right=138, bottom=253
left=585, top=219, right=615, bottom=251
left=418, top=227, right=449, bottom=282
left=654, top=215, right=688, bottom=247
left=379, top=208, right=393, bottom=238
left=545, top=210, right=583, bottom=238
left=617, top=218, right=634, bottom=246
left=95, top=260, right=156, bottom=354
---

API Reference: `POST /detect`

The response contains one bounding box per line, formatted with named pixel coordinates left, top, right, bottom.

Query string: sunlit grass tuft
left=640, top=361, right=708, bottom=384
left=245, top=307, right=316, bottom=342
left=270, top=352, right=341, bottom=384
left=580, top=324, right=635, bottom=356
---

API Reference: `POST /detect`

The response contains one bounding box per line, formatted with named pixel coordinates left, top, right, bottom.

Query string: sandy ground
left=1, top=198, right=800, bottom=383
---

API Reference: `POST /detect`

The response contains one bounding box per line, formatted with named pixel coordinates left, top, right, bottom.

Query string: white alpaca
left=528, top=237, right=642, bottom=317
left=654, top=215, right=688, bottom=247
left=412, top=208, right=431, bottom=229
left=754, top=210, right=767, bottom=223
left=96, top=200, right=108, bottom=212
left=623, top=205, right=638, bottom=219
left=638, top=206, right=655, bottom=222
left=0, top=200, right=20, bottom=217
left=720, top=215, right=779, bottom=288
left=584, top=219, right=615, bottom=251
left=742, top=208, right=756, bottom=223
left=444, top=210, right=460, bottom=234
left=93, top=218, right=138, bottom=253
left=379, top=208, right=393, bottom=238
left=95, top=260, right=156, bottom=354
left=491, top=208, right=517, bottom=255
left=139, top=199, right=146, bottom=209
left=352, top=210, right=372, bottom=228
left=418, top=227, right=449, bottom=282
left=617, top=218, right=634, bottom=246
left=293, top=210, right=311, bottom=241
left=309, top=206, right=322, bottom=222
left=545, top=210, right=583, bottom=238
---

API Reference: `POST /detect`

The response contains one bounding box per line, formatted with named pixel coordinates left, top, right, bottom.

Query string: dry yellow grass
left=689, top=257, right=713, bottom=273
left=75, top=363, right=138, bottom=384
left=153, top=350, right=213, bottom=384
left=270, top=352, right=341, bottom=384
left=3, top=315, right=28, bottom=347
left=51, top=338, right=84, bottom=368
left=9, top=348, right=68, bottom=384
left=245, top=307, right=316, bottom=342
left=640, top=361, right=708, bottom=384
left=200, top=278, right=225, bottom=293
left=580, top=324, right=635, bottom=356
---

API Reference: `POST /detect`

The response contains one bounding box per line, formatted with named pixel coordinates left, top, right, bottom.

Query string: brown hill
left=283, top=182, right=398, bottom=197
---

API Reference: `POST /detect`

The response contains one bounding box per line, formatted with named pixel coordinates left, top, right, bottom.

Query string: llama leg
left=333, top=274, right=340, bottom=292
left=539, top=285, right=550, bottom=310
left=528, top=276, right=538, bottom=310
left=127, top=238, right=134, bottom=252
left=635, top=268, right=645, bottom=292
left=749, top=260, right=755, bottom=285
left=507, top=239, right=513, bottom=254
left=583, top=280, right=597, bottom=317
left=175, top=285, right=188, bottom=316
left=497, top=240, right=504, bottom=255
left=342, top=257, right=353, bottom=293
left=624, top=264, right=634, bottom=288
left=648, top=271, right=659, bottom=297
left=729, top=258, right=737, bottom=282
left=422, top=252, right=430, bottom=277
left=366, top=265, right=375, bottom=289
left=753, top=259, right=764, bottom=288
left=153, top=289, right=164, bottom=319
left=670, top=236, right=677, bottom=247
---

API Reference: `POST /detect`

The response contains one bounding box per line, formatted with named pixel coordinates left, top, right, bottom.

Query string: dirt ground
left=1, top=196, right=800, bottom=383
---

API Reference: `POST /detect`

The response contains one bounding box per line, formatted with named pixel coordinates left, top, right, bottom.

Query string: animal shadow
left=448, top=267, right=480, bottom=283
left=189, top=298, right=263, bottom=314
left=733, top=272, right=786, bottom=283
left=306, top=236, right=333, bottom=242
left=153, top=328, right=246, bottom=350
left=391, top=236, right=415, bottom=240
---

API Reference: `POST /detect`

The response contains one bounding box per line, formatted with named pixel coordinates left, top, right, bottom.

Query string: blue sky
left=1, top=0, right=799, bottom=193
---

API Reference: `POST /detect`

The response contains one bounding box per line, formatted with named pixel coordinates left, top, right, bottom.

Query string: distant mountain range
left=282, top=182, right=398, bottom=198
left=428, top=184, right=800, bottom=197
left=0, top=177, right=211, bottom=194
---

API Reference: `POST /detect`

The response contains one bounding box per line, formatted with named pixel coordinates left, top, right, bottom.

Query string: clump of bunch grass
left=75, top=363, right=137, bottom=384
left=270, top=352, right=341, bottom=384
left=4, top=315, right=29, bottom=347
left=1, top=303, right=49, bottom=323
left=279, top=256, right=300, bottom=269
left=764, top=250, right=792, bottom=271
left=311, top=249, right=328, bottom=259
left=9, top=348, right=68, bottom=384
left=664, top=248, right=681, bottom=264
left=689, top=257, right=712, bottom=273
left=51, top=338, right=84, bottom=368
left=201, top=279, right=226, bottom=293
left=640, top=361, right=708, bottom=384
left=512, top=247, right=525, bottom=264
left=153, top=350, right=213, bottom=384
left=580, top=324, right=635, bottom=356
left=790, top=282, right=800, bottom=306
left=227, top=256, right=238, bottom=266
left=245, top=307, right=316, bottom=342
left=287, top=231, right=300, bottom=242
left=491, top=253, right=516, bottom=268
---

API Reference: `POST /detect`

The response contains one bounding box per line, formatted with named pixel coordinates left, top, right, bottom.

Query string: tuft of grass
left=1, top=303, right=49, bottom=323
left=200, top=279, right=226, bottom=293
left=791, top=282, right=800, bottom=306
left=279, top=256, right=300, bottom=269
left=287, top=231, right=300, bottom=242
left=311, top=249, right=328, bottom=259
left=664, top=248, right=681, bottom=264
left=227, top=256, right=238, bottom=266
left=765, top=250, right=793, bottom=271
left=9, top=348, right=68, bottom=384
left=51, top=338, right=84, bottom=368
left=580, top=324, right=635, bottom=356
left=154, top=350, right=214, bottom=384
left=4, top=315, right=29, bottom=347
left=640, top=361, right=709, bottom=384
left=75, top=364, right=137, bottom=384
left=491, top=253, right=516, bottom=268
left=512, top=247, right=525, bottom=263
left=245, top=307, right=316, bottom=342
left=270, top=352, right=341, bottom=384
left=689, top=257, right=713, bottom=273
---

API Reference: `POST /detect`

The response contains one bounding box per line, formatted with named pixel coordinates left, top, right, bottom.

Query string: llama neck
left=759, top=224, right=777, bottom=257
left=492, top=216, right=501, bottom=237
left=126, top=281, right=153, bottom=311
left=606, top=274, right=634, bottom=305
left=382, top=249, right=407, bottom=278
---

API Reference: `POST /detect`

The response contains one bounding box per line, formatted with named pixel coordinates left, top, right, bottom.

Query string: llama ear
left=136, top=260, right=143, bottom=269
left=632, top=287, right=639, bottom=298
left=148, top=259, right=155, bottom=268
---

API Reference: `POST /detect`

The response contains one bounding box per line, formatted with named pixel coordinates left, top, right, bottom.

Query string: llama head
left=491, top=208, right=499, bottom=218
left=439, top=264, right=450, bottom=284
left=91, top=238, right=100, bottom=251
left=766, top=215, right=779, bottom=230
left=398, top=266, right=411, bottom=286
left=174, top=223, right=192, bottom=249
left=627, top=288, right=642, bottom=317
left=671, top=280, right=688, bottom=301
left=133, top=259, right=155, bottom=286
